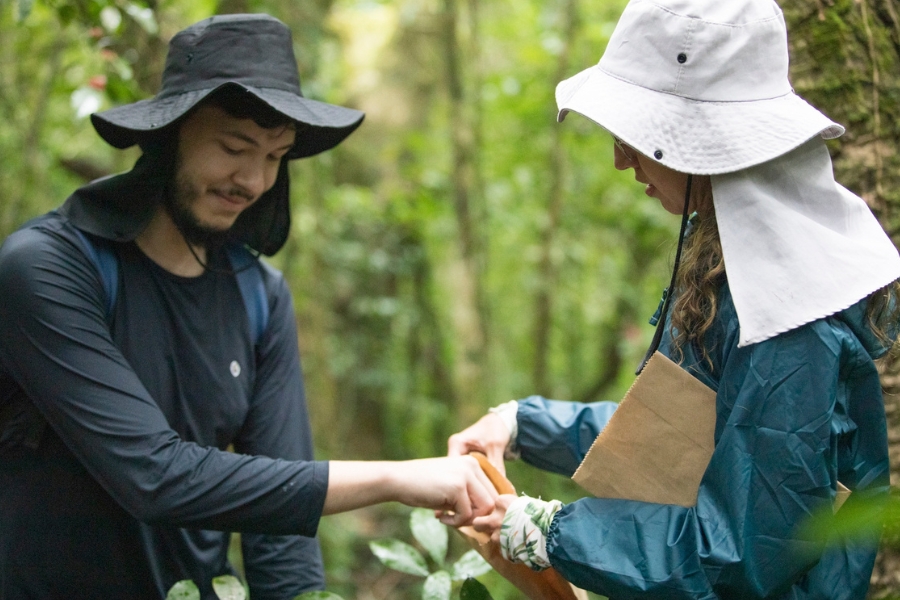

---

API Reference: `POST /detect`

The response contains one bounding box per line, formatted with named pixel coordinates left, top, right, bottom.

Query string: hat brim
left=91, top=82, right=364, bottom=159
left=556, top=66, right=844, bottom=175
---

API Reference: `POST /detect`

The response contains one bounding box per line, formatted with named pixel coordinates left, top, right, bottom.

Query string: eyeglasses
left=614, top=137, right=635, bottom=161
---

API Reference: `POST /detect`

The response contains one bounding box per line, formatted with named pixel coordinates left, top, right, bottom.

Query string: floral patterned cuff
left=500, top=495, right=563, bottom=571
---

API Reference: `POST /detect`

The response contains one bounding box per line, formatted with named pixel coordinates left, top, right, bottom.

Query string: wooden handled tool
left=469, top=451, right=515, bottom=494
left=457, top=452, right=588, bottom=600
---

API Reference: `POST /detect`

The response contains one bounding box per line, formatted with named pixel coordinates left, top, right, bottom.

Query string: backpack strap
left=72, top=228, right=119, bottom=321
left=71, top=231, right=269, bottom=345
left=226, top=244, right=270, bottom=346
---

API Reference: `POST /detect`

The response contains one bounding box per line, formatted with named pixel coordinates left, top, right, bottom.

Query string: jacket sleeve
left=543, top=319, right=865, bottom=600
left=233, top=271, right=325, bottom=598
left=516, top=396, right=618, bottom=476
left=0, top=224, right=329, bottom=535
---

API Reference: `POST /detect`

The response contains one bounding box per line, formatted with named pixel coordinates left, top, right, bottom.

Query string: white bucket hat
left=557, top=0, right=900, bottom=347
left=556, top=0, right=843, bottom=175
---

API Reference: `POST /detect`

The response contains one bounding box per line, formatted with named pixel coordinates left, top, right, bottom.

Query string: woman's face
left=614, top=140, right=690, bottom=215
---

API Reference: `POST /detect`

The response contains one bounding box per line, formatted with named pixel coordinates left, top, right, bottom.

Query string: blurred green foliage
left=1, top=0, right=675, bottom=598
left=5, top=0, right=900, bottom=597
left=367, top=508, right=492, bottom=599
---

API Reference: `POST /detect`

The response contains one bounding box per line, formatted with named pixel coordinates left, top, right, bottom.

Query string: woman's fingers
left=447, top=413, right=511, bottom=476
left=471, top=493, right=515, bottom=538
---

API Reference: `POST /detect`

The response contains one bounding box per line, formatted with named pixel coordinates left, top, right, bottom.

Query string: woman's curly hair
left=668, top=176, right=900, bottom=367
left=668, top=176, right=724, bottom=366
left=867, top=280, right=900, bottom=355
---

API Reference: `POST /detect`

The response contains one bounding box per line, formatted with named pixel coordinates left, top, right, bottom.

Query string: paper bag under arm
left=572, top=351, right=716, bottom=507
left=572, top=351, right=851, bottom=511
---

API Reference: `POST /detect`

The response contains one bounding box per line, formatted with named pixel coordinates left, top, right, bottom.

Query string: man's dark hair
left=203, top=85, right=297, bottom=130
left=137, top=85, right=298, bottom=153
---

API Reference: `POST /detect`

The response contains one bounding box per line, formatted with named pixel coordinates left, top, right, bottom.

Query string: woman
left=448, top=0, right=900, bottom=598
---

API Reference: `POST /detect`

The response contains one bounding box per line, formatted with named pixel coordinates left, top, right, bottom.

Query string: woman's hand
left=447, top=412, right=511, bottom=475
left=323, top=456, right=498, bottom=527
left=472, top=493, right=517, bottom=544
left=477, top=494, right=563, bottom=570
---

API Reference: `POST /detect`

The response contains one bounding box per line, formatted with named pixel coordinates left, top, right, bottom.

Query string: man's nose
left=232, top=161, right=266, bottom=199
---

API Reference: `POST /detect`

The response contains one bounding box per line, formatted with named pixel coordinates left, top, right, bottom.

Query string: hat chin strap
left=636, top=174, right=693, bottom=374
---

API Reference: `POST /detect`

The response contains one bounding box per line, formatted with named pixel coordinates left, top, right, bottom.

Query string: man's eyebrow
left=222, top=130, right=295, bottom=151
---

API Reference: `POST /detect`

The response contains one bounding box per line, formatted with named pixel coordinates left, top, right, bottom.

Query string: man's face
left=169, top=104, right=296, bottom=243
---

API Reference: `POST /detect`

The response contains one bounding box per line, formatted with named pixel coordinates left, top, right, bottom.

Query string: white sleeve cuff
left=488, top=400, right=520, bottom=460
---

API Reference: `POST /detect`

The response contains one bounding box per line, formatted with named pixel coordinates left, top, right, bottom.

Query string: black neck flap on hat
left=229, top=159, right=290, bottom=256
left=60, top=145, right=171, bottom=243
left=60, top=143, right=291, bottom=256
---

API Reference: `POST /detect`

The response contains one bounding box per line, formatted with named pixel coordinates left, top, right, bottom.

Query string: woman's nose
left=613, top=141, right=637, bottom=170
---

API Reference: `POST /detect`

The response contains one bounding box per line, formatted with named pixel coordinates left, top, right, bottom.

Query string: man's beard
left=164, top=167, right=234, bottom=252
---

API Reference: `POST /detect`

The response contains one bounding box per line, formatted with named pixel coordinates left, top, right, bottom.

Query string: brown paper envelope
left=572, top=351, right=716, bottom=507
left=572, top=351, right=851, bottom=511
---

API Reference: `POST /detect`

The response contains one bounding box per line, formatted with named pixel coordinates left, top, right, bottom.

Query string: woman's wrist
left=499, top=494, right=563, bottom=571
left=488, top=400, right=520, bottom=460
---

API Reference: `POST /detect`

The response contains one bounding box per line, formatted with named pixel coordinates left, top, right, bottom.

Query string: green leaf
left=71, top=87, right=103, bottom=120
left=211, top=575, right=245, bottom=600
left=421, top=570, right=451, bottom=600
left=410, top=507, right=448, bottom=565
left=55, top=4, right=76, bottom=25
left=801, top=494, right=900, bottom=543
left=293, top=593, right=345, bottom=600
left=16, top=0, right=33, bottom=21
left=99, top=6, right=122, bottom=32
left=450, top=549, right=492, bottom=581
left=123, top=2, right=159, bottom=35
left=369, top=539, right=430, bottom=577
left=459, top=578, right=494, bottom=600
left=166, top=580, right=200, bottom=600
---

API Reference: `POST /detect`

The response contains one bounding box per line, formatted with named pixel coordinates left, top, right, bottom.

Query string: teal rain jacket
left=515, top=283, right=891, bottom=599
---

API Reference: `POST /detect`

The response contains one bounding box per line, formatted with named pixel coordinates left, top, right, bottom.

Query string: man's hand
left=392, top=456, right=499, bottom=527
left=323, top=456, right=498, bottom=527
left=447, top=412, right=511, bottom=475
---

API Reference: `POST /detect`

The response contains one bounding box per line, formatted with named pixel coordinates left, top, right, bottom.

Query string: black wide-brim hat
left=84, top=14, right=364, bottom=256
left=91, top=13, right=364, bottom=159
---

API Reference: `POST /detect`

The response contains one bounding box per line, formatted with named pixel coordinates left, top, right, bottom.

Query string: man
left=0, top=14, right=494, bottom=600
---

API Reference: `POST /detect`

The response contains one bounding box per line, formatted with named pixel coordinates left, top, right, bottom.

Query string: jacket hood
left=59, top=141, right=291, bottom=256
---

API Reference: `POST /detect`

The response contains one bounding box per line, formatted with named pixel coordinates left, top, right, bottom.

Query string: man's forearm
left=322, top=457, right=498, bottom=527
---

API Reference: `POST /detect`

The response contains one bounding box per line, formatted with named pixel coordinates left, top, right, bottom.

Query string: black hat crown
left=159, top=15, right=301, bottom=99
left=91, top=13, right=363, bottom=160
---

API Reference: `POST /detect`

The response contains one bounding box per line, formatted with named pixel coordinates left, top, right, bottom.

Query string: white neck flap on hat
left=712, top=137, right=900, bottom=347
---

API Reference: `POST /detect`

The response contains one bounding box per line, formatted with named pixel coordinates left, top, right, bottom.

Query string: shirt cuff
left=488, top=400, right=520, bottom=460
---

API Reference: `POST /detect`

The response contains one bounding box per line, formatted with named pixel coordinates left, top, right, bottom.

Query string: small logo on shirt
left=230, top=361, right=241, bottom=378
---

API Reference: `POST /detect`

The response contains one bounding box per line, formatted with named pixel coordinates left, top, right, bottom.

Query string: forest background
left=3, top=0, right=900, bottom=598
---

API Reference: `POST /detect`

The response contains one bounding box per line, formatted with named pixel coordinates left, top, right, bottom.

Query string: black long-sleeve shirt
left=0, top=207, right=328, bottom=599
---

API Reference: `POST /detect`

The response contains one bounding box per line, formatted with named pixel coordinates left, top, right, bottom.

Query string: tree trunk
left=441, top=0, right=490, bottom=418
left=781, top=1, right=900, bottom=596
left=532, top=0, right=579, bottom=396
